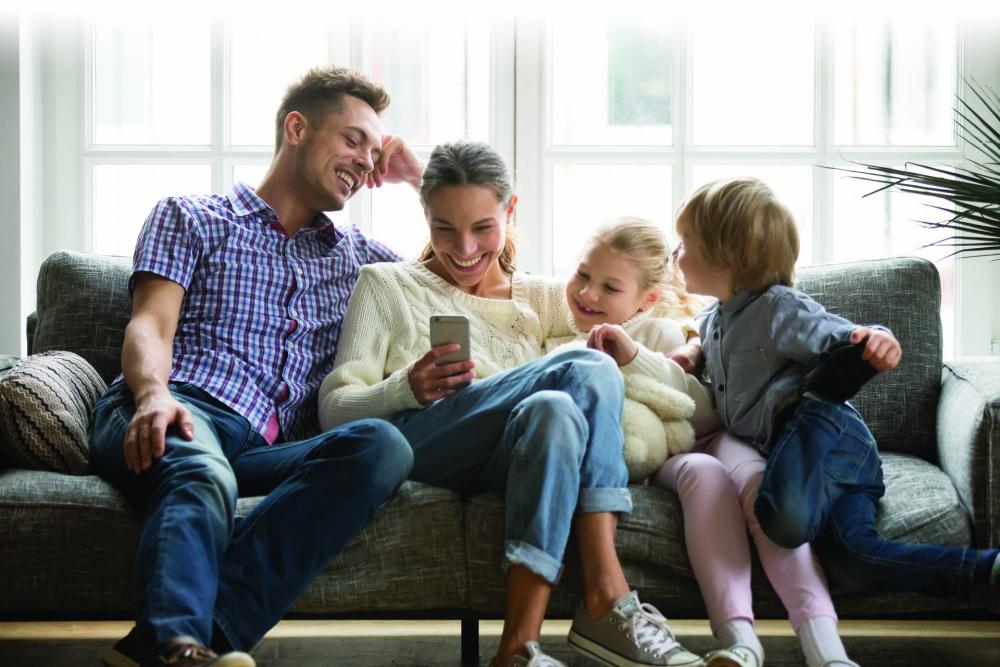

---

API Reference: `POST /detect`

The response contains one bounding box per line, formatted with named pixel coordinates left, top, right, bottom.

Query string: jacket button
left=719, top=384, right=726, bottom=392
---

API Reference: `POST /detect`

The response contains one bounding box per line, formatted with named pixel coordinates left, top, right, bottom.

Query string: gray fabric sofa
left=1, top=252, right=998, bottom=662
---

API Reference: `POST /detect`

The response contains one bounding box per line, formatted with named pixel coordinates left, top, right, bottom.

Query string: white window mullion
left=513, top=18, right=545, bottom=275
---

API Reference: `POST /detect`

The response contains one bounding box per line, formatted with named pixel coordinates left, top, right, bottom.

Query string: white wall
left=0, top=14, right=23, bottom=356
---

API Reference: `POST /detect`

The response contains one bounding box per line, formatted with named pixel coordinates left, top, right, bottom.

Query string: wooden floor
left=2, top=619, right=1000, bottom=666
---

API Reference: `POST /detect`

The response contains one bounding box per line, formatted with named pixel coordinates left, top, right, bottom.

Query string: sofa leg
left=461, top=613, right=480, bottom=666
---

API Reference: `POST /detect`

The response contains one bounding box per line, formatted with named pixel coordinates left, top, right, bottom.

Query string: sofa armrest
left=938, top=357, right=1000, bottom=548
left=26, top=312, right=37, bottom=356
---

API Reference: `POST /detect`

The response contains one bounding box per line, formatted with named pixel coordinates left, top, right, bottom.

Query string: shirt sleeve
left=129, top=197, right=203, bottom=294
left=769, top=290, right=859, bottom=365
left=317, top=266, right=422, bottom=430
left=364, top=234, right=405, bottom=264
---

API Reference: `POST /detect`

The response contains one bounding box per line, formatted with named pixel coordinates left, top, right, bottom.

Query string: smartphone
left=430, top=314, right=472, bottom=389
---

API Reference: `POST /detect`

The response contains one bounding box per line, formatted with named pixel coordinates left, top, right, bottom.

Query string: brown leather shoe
left=157, top=637, right=255, bottom=667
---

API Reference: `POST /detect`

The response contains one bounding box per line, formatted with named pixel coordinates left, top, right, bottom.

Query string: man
left=89, top=66, right=423, bottom=667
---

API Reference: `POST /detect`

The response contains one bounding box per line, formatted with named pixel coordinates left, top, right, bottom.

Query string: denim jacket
left=698, top=284, right=884, bottom=453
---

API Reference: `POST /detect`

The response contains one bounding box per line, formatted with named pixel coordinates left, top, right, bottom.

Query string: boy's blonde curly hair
left=677, top=177, right=799, bottom=293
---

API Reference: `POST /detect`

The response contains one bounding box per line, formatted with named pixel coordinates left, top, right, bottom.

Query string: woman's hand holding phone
left=408, top=346, right=476, bottom=405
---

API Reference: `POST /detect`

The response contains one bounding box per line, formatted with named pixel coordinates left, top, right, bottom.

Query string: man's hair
left=676, top=177, right=799, bottom=293
left=274, top=66, right=390, bottom=151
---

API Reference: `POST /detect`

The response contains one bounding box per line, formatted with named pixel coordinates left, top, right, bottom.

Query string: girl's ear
left=639, top=285, right=661, bottom=312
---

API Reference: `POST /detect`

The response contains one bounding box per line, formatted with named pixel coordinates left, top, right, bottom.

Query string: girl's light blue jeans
left=390, top=347, right=632, bottom=584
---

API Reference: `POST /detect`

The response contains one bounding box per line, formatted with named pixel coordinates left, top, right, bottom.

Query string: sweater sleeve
left=622, top=318, right=721, bottom=437
left=318, top=266, right=422, bottom=430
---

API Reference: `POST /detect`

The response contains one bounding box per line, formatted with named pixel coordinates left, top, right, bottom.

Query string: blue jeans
left=755, top=396, right=999, bottom=597
left=390, top=347, right=631, bottom=584
left=88, top=382, right=412, bottom=659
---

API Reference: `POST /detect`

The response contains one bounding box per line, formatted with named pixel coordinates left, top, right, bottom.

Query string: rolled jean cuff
left=578, top=487, right=632, bottom=514
left=503, top=540, right=564, bottom=585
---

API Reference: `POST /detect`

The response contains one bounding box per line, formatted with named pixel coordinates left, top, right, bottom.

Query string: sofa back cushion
left=797, top=257, right=941, bottom=460
left=31, top=251, right=132, bottom=386
left=29, top=252, right=942, bottom=459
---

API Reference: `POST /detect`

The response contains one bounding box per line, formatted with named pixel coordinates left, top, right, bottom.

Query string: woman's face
left=425, top=184, right=515, bottom=291
left=566, top=240, right=659, bottom=331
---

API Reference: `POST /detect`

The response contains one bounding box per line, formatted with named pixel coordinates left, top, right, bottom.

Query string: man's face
left=295, top=95, right=384, bottom=212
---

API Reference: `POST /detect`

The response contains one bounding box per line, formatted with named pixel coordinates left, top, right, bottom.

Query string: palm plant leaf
left=830, top=79, right=1000, bottom=259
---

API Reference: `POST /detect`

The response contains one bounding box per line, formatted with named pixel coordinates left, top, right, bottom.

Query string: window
left=515, top=16, right=961, bottom=355
left=69, top=15, right=985, bottom=357
left=85, top=16, right=501, bottom=260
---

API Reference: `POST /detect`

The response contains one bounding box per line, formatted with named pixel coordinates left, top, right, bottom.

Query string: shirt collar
left=229, top=182, right=277, bottom=219
left=229, top=182, right=342, bottom=242
left=719, top=288, right=767, bottom=319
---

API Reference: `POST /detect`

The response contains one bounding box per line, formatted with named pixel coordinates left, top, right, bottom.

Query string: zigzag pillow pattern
left=0, top=352, right=106, bottom=474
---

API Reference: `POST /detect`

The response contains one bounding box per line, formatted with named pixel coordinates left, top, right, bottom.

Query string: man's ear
left=283, top=111, right=308, bottom=147
left=506, top=194, right=519, bottom=221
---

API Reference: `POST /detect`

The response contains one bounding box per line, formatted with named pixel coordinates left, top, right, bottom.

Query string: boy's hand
left=668, top=341, right=705, bottom=376
left=852, top=327, right=901, bottom=372
left=586, top=324, right=638, bottom=366
left=368, top=134, right=424, bottom=191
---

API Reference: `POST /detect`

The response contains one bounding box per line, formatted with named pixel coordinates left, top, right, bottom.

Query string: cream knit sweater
left=544, top=305, right=720, bottom=437
left=318, top=261, right=572, bottom=430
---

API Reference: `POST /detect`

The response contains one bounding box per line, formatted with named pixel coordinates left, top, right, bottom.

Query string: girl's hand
left=586, top=324, right=638, bottom=366
left=852, top=327, right=901, bottom=372
left=667, top=341, right=705, bottom=376
left=408, top=344, right=476, bottom=405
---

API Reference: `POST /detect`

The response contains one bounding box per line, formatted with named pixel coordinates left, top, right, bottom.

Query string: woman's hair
left=592, top=216, right=704, bottom=319
left=676, top=177, right=799, bottom=292
left=418, top=141, right=518, bottom=272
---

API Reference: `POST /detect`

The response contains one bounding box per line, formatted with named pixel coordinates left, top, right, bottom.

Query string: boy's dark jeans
left=754, top=396, right=998, bottom=597
left=88, top=381, right=413, bottom=660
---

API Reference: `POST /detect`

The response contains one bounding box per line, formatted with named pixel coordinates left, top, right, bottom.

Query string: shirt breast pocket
left=727, top=347, right=768, bottom=403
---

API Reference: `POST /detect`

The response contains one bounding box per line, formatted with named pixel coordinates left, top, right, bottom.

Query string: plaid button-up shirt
left=124, top=182, right=401, bottom=442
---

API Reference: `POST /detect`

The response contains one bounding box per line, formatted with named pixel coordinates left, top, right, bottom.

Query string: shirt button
left=288, top=342, right=296, bottom=350
left=291, top=309, right=298, bottom=317
left=296, top=268, right=304, bottom=275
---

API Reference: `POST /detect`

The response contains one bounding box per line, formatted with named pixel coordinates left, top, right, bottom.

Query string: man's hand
left=125, top=386, right=195, bottom=474
left=368, top=134, right=424, bottom=191
left=408, top=344, right=476, bottom=405
left=586, top=324, right=638, bottom=366
left=667, top=341, right=705, bottom=376
left=852, top=327, right=901, bottom=372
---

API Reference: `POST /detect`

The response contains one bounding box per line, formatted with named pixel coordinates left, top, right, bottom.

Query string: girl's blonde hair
left=592, top=216, right=705, bottom=319
left=676, top=177, right=799, bottom=292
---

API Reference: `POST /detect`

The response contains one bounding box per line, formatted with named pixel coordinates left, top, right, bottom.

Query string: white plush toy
left=621, top=373, right=696, bottom=482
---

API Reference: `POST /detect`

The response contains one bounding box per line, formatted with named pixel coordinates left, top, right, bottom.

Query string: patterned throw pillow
left=0, top=351, right=106, bottom=474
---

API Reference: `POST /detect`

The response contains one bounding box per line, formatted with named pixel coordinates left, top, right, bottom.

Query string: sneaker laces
left=628, top=602, right=681, bottom=658
left=523, top=641, right=564, bottom=666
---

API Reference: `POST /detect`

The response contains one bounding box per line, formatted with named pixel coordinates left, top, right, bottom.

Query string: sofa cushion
left=0, top=352, right=106, bottom=475
left=466, top=453, right=974, bottom=616
left=797, top=257, right=941, bottom=460
left=31, top=251, right=132, bottom=385
left=0, top=472, right=468, bottom=613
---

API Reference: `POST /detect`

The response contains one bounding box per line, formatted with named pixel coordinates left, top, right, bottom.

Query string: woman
left=319, top=141, right=702, bottom=667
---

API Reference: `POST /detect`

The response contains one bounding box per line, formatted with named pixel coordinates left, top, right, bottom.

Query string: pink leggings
left=653, top=431, right=837, bottom=632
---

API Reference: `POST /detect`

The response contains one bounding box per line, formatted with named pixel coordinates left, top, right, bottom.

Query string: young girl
left=673, top=177, right=1000, bottom=663
left=561, top=217, right=858, bottom=667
